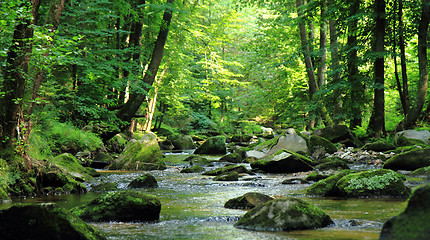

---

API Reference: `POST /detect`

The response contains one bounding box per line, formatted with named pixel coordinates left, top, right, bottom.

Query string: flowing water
left=0, top=152, right=410, bottom=240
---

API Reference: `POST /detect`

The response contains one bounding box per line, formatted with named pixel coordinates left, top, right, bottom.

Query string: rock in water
left=0, top=203, right=106, bottom=240
left=194, top=135, right=226, bottom=154
left=109, top=132, right=165, bottom=171
left=224, top=192, right=273, bottom=209
left=250, top=150, right=313, bottom=173
left=127, top=173, right=158, bottom=188
left=71, top=190, right=161, bottom=222
left=234, top=197, right=333, bottom=231
left=394, top=130, right=430, bottom=146
left=383, top=148, right=430, bottom=171
left=380, top=184, right=430, bottom=240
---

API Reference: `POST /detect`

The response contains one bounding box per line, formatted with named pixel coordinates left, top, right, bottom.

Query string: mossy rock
left=411, top=166, right=430, bottom=176
left=224, top=192, right=273, bottom=209
left=314, top=157, right=350, bottom=171
left=53, top=153, right=94, bottom=182
left=106, top=133, right=129, bottom=153
left=213, top=171, right=239, bottom=181
left=202, top=164, right=251, bottom=176
left=230, top=134, right=253, bottom=143
left=36, top=168, right=87, bottom=195
left=380, top=184, right=430, bottom=240
left=72, top=190, right=161, bottom=222
left=362, top=140, right=396, bottom=152
left=311, top=125, right=361, bottom=147
left=219, top=152, right=243, bottom=163
left=180, top=165, right=205, bottom=173
left=127, top=173, right=158, bottom=188
left=384, top=145, right=420, bottom=154
left=168, top=134, right=195, bottom=150
left=0, top=203, right=106, bottom=240
left=309, top=135, right=337, bottom=154
left=90, top=182, right=117, bottom=192
left=109, top=133, right=165, bottom=171
left=306, top=170, right=352, bottom=196
left=305, top=171, right=332, bottom=182
left=90, top=152, right=113, bottom=169
left=336, top=169, right=410, bottom=198
left=383, top=148, right=430, bottom=171
left=250, top=150, right=313, bottom=173
left=183, top=155, right=212, bottom=166
left=394, top=130, right=430, bottom=147
left=234, top=197, right=333, bottom=231
left=194, top=135, right=227, bottom=155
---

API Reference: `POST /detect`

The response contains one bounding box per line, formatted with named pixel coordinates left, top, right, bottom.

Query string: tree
left=368, top=0, right=386, bottom=137
left=0, top=0, right=42, bottom=152
left=396, top=0, right=429, bottom=131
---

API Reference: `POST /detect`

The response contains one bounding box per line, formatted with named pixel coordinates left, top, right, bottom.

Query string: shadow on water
left=0, top=152, right=408, bottom=239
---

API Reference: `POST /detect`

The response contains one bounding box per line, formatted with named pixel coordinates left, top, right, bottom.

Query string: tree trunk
left=398, top=0, right=410, bottom=114
left=0, top=0, right=41, bottom=151
left=317, top=1, right=328, bottom=88
left=396, top=0, right=429, bottom=131
left=143, top=66, right=168, bottom=132
left=329, top=19, right=342, bottom=122
left=368, top=0, right=386, bottom=137
left=347, top=0, right=363, bottom=129
left=109, top=0, right=174, bottom=139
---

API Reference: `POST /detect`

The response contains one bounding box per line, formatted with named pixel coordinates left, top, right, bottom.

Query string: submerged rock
left=219, top=152, right=243, bottom=163
left=180, top=165, right=205, bottom=173
left=224, top=192, right=273, bottom=209
left=380, top=184, right=430, bottom=240
left=183, top=155, right=212, bottom=166
left=202, top=164, right=251, bottom=176
left=109, top=132, right=165, bottom=171
left=234, top=197, right=333, bottom=231
left=194, top=135, right=227, bottom=155
left=72, top=190, right=161, bottom=222
left=250, top=150, right=313, bottom=173
left=306, top=170, right=352, bottom=196
left=128, top=173, right=158, bottom=188
left=383, top=148, right=430, bottom=171
left=213, top=171, right=239, bottom=181
left=0, top=203, right=105, bottom=240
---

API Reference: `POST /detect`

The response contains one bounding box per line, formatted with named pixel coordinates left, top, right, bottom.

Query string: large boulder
left=306, top=170, right=352, bottom=196
left=224, top=192, right=274, bottom=209
left=0, top=203, right=105, bottom=240
left=308, top=135, right=337, bottom=156
left=90, top=152, right=112, bottom=169
left=250, top=150, right=313, bottom=173
left=362, top=140, right=396, bottom=152
left=219, top=152, right=243, bottom=163
left=314, top=157, right=349, bottom=171
left=109, top=132, right=165, bottom=171
left=194, top=135, right=226, bottom=155
left=183, top=155, right=212, bottom=166
left=394, top=130, right=430, bottom=146
left=168, top=134, right=195, bottom=150
left=52, top=153, right=94, bottom=182
left=106, top=133, right=129, bottom=153
left=248, top=128, right=308, bottom=159
left=36, top=169, right=87, bottom=195
left=336, top=169, right=410, bottom=198
left=383, top=148, right=430, bottom=171
left=72, top=190, right=161, bottom=222
left=127, top=173, right=158, bottom=188
left=380, top=184, right=430, bottom=240
left=312, top=125, right=361, bottom=147
left=234, top=198, right=333, bottom=231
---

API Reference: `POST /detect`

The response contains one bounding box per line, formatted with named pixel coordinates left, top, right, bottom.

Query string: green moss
left=52, top=153, right=94, bottom=181
left=309, top=135, right=337, bottom=154
left=213, top=171, right=239, bottom=181
left=251, top=150, right=313, bottom=173
left=383, top=148, right=430, bottom=171
left=411, top=166, right=430, bottom=175
left=336, top=169, right=410, bottom=197
left=180, top=165, right=205, bottom=173
left=224, top=192, right=273, bottom=209
left=253, top=136, right=280, bottom=152
left=396, top=135, right=427, bottom=147
left=202, top=164, right=250, bottom=176
left=306, top=170, right=352, bottom=196
left=128, top=173, right=158, bottom=188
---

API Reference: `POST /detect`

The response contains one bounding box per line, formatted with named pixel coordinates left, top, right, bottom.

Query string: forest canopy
left=0, top=0, right=430, bottom=152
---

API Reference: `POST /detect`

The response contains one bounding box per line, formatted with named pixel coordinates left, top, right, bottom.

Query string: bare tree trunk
left=396, top=0, right=429, bottom=131
left=0, top=0, right=41, bottom=151
left=329, top=19, right=342, bottom=122
left=143, top=66, right=168, bottom=132
left=368, top=0, right=386, bottom=137
left=398, top=0, right=410, bottom=114
left=317, top=1, right=328, bottom=88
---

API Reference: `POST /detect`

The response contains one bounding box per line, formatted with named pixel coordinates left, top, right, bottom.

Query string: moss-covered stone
left=311, top=125, right=361, bottom=147
left=219, top=152, right=243, bottom=163
left=314, top=157, right=350, bottom=171
left=90, top=152, right=112, bottom=169
left=336, top=169, right=410, bottom=198
left=106, top=133, right=129, bottom=153
left=36, top=168, right=87, bottom=195
left=168, top=134, right=195, bottom=150
left=194, top=135, right=227, bottom=155
left=183, top=155, right=212, bottom=166
left=52, top=153, right=94, bottom=182
left=230, top=134, right=253, bottom=143
left=202, top=164, right=251, bottom=176
left=213, top=171, right=239, bottom=181
left=362, top=140, right=396, bottom=152
left=383, top=148, right=430, bottom=171
left=72, top=190, right=161, bottom=222
left=109, top=133, right=165, bottom=171
left=127, top=173, right=158, bottom=188
left=180, top=165, right=205, bottom=173
left=309, top=135, right=337, bottom=154
left=281, top=178, right=309, bottom=184
left=234, top=197, right=333, bottom=231
left=90, top=182, right=117, bottom=192
left=411, top=166, right=430, bottom=176
left=250, top=150, right=313, bottom=173
left=305, top=171, right=332, bottom=182
left=224, top=192, right=273, bottom=209
left=306, top=170, right=352, bottom=196
left=380, top=184, right=430, bottom=240
left=0, top=203, right=106, bottom=240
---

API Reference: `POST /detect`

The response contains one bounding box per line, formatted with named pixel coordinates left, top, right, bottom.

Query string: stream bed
left=0, top=153, right=409, bottom=240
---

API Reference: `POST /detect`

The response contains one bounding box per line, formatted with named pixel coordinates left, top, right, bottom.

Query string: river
left=0, top=152, right=409, bottom=239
